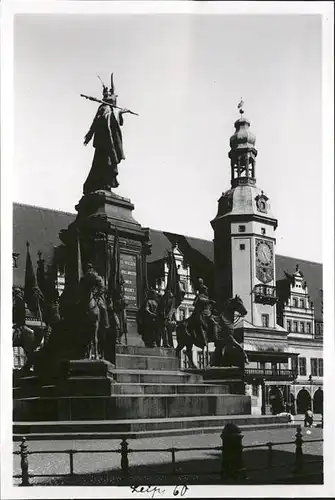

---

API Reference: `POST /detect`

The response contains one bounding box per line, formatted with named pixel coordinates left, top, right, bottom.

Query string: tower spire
left=229, top=101, right=257, bottom=188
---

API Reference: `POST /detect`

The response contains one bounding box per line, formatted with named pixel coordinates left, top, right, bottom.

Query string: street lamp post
left=308, top=374, right=313, bottom=411
left=261, top=377, right=266, bottom=415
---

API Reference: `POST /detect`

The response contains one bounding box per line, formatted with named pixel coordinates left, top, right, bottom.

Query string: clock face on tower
left=255, top=239, right=274, bottom=283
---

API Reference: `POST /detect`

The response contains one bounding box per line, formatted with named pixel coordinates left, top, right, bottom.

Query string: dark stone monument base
left=61, top=189, right=151, bottom=346
left=75, top=190, right=143, bottom=235
left=188, top=366, right=246, bottom=394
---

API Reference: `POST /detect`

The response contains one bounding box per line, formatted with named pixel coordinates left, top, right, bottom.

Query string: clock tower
left=211, top=102, right=278, bottom=328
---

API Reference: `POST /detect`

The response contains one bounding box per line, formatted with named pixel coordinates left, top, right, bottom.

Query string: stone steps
left=116, top=346, right=176, bottom=357
left=13, top=347, right=251, bottom=425
left=14, top=369, right=203, bottom=391
left=13, top=423, right=294, bottom=441
left=113, top=369, right=203, bottom=384
left=13, top=414, right=291, bottom=440
left=115, top=353, right=179, bottom=371
left=14, top=392, right=250, bottom=421
left=13, top=379, right=230, bottom=398
left=108, top=382, right=229, bottom=395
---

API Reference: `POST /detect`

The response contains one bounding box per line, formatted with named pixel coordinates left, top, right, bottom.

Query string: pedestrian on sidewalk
left=304, top=407, right=314, bottom=427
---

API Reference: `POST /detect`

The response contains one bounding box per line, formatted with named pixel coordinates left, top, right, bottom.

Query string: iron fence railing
left=13, top=424, right=323, bottom=486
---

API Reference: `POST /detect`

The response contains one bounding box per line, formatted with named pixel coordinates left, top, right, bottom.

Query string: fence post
left=266, top=442, right=273, bottom=470
left=220, top=423, right=246, bottom=482
left=120, top=437, right=129, bottom=474
left=69, top=450, right=75, bottom=475
left=19, top=437, right=30, bottom=486
left=294, top=425, right=303, bottom=474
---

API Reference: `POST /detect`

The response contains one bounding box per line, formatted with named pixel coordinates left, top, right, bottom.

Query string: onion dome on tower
left=212, top=100, right=277, bottom=228
left=229, top=99, right=257, bottom=188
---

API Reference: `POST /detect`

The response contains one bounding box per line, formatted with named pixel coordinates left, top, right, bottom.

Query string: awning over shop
left=244, top=341, right=288, bottom=352
left=244, top=341, right=293, bottom=361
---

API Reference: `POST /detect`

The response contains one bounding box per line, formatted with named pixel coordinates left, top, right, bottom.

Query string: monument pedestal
left=197, top=366, right=246, bottom=394
left=13, top=346, right=251, bottom=423
left=60, top=189, right=151, bottom=345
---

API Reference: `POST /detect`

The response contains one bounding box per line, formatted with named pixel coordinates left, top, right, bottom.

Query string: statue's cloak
left=84, top=104, right=125, bottom=193
left=92, top=104, right=125, bottom=164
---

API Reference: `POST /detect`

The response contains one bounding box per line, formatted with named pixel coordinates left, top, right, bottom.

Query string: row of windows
left=258, top=361, right=281, bottom=373
left=297, top=357, right=323, bottom=377
left=287, top=320, right=312, bottom=334
left=238, top=225, right=266, bottom=235
left=291, top=297, right=308, bottom=309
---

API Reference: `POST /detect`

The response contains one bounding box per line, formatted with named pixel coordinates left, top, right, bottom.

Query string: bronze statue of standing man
left=82, top=74, right=134, bottom=194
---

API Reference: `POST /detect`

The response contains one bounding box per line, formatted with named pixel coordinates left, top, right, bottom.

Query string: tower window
left=292, top=298, right=298, bottom=308
left=300, top=322, right=305, bottom=333
left=300, top=298, right=305, bottom=308
left=293, top=321, right=298, bottom=332
left=287, top=320, right=292, bottom=332
left=238, top=225, right=246, bottom=232
left=261, top=314, right=269, bottom=328
left=240, top=244, right=245, bottom=250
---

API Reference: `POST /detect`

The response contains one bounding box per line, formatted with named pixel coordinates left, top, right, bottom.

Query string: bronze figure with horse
left=12, top=286, right=49, bottom=372
left=175, top=294, right=249, bottom=369
left=77, top=263, right=111, bottom=360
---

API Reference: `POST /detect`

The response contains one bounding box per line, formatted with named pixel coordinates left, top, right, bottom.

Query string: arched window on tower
left=248, top=157, right=254, bottom=178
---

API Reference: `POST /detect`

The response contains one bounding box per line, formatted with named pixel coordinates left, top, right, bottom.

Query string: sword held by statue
left=80, top=93, right=139, bottom=116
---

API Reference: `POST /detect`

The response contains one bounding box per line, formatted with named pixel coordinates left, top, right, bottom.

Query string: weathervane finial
left=237, top=97, right=244, bottom=115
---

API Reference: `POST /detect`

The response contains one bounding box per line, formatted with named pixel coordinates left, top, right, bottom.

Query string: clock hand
left=261, top=249, right=268, bottom=262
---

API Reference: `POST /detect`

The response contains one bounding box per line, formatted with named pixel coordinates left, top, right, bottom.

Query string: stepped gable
left=13, top=202, right=322, bottom=320
left=147, top=229, right=215, bottom=294
left=276, top=255, right=323, bottom=321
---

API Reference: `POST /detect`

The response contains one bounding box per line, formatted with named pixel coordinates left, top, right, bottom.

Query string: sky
left=13, top=10, right=323, bottom=262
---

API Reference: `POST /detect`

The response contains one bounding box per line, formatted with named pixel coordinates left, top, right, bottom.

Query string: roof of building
left=147, top=229, right=214, bottom=264
left=12, top=202, right=322, bottom=320
left=13, top=203, right=75, bottom=287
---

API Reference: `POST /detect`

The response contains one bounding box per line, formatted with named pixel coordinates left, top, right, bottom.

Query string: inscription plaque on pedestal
left=120, top=253, right=137, bottom=308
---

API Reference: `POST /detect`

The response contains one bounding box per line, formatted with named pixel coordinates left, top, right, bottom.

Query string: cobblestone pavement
left=13, top=426, right=323, bottom=486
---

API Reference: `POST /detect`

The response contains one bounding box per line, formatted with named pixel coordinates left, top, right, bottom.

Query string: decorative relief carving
left=255, top=191, right=269, bottom=213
